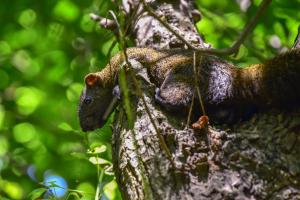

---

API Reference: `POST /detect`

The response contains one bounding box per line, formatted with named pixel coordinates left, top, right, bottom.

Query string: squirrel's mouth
left=80, top=116, right=105, bottom=132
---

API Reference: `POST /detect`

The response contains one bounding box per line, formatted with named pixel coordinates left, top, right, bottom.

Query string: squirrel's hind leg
left=155, top=66, right=194, bottom=112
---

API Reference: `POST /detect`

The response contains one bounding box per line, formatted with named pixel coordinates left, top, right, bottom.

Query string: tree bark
left=111, top=1, right=300, bottom=199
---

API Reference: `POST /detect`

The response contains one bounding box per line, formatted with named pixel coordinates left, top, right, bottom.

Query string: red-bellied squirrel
left=78, top=48, right=300, bottom=131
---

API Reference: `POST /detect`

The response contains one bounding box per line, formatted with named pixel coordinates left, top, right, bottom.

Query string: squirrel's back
left=262, top=49, right=300, bottom=107
left=228, top=49, right=300, bottom=108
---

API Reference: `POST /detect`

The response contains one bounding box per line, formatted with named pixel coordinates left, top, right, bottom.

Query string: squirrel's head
left=78, top=73, right=114, bottom=132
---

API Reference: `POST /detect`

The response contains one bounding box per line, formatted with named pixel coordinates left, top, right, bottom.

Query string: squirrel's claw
left=112, top=85, right=121, bottom=100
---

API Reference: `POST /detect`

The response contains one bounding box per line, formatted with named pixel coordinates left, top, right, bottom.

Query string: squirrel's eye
left=84, top=97, right=92, bottom=105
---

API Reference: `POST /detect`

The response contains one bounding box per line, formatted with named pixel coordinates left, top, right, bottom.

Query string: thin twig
left=107, top=40, right=117, bottom=88
left=193, top=52, right=212, bottom=151
left=142, top=0, right=272, bottom=56
left=108, top=10, right=122, bottom=40
left=193, top=52, right=206, bottom=116
left=186, top=92, right=195, bottom=128
left=124, top=1, right=143, bottom=37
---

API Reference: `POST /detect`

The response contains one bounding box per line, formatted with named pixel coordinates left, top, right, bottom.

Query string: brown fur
left=78, top=48, right=300, bottom=131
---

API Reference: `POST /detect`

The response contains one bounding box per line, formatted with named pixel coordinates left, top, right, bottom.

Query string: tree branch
left=143, top=0, right=272, bottom=55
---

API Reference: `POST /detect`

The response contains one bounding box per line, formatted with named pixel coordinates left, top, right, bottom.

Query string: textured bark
left=111, top=1, right=300, bottom=199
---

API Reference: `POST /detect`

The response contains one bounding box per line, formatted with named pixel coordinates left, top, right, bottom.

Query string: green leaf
left=15, top=87, right=44, bottom=115
left=89, top=157, right=111, bottom=165
left=53, top=0, right=80, bottom=22
left=28, top=188, right=47, bottom=200
left=103, top=180, right=119, bottom=200
left=58, top=122, right=73, bottom=131
left=13, top=122, right=37, bottom=143
left=66, top=191, right=82, bottom=200
left=87, top=145, right=107, bottom=154
left=47, top=181, right=62, bottom=189
left=18, top=9, right=37, bottom=28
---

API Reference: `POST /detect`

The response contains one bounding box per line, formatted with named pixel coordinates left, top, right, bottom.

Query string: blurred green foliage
left=0, top=0, right=121, bottom=199
left=0, top=0, right=299, bottom=199
left=196, top=0, right=300, bottom=66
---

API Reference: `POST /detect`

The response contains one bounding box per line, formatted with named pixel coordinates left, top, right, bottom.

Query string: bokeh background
left=0, top=0, right=299, bottom=199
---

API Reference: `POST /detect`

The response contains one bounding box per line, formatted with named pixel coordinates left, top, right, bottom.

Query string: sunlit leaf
left=1, top=181, right=23, bottom=199
left=58, top=122, right=74, bottom=131
left=13, top=122, right=36, bottom=143
left=18, top=9, right=36, bottom=28
left=53, top=0, right=80, bottom=22
left=89, top=157, right=111, bottom=165
left=103, top=180, right=119, bottom=200
left=76, top=182, right=95, bottom=199
left=15, top=87, right=44, bottom=115
left=87, top=145, right=107, bottom=154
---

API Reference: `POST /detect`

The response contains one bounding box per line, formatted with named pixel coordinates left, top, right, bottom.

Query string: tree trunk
left=111, top=1, right=300, bottom=199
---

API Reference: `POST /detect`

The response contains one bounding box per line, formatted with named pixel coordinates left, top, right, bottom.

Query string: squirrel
left=78, top=47, right=300, bottom=131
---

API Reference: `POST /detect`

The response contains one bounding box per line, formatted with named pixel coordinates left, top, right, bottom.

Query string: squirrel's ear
left=85, top=73, right=101, bottom=87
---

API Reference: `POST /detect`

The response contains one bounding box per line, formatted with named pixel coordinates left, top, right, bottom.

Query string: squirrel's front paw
left=155, top=88, right=176, bottom=111
left=155, top=88, right=172, bottom=109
